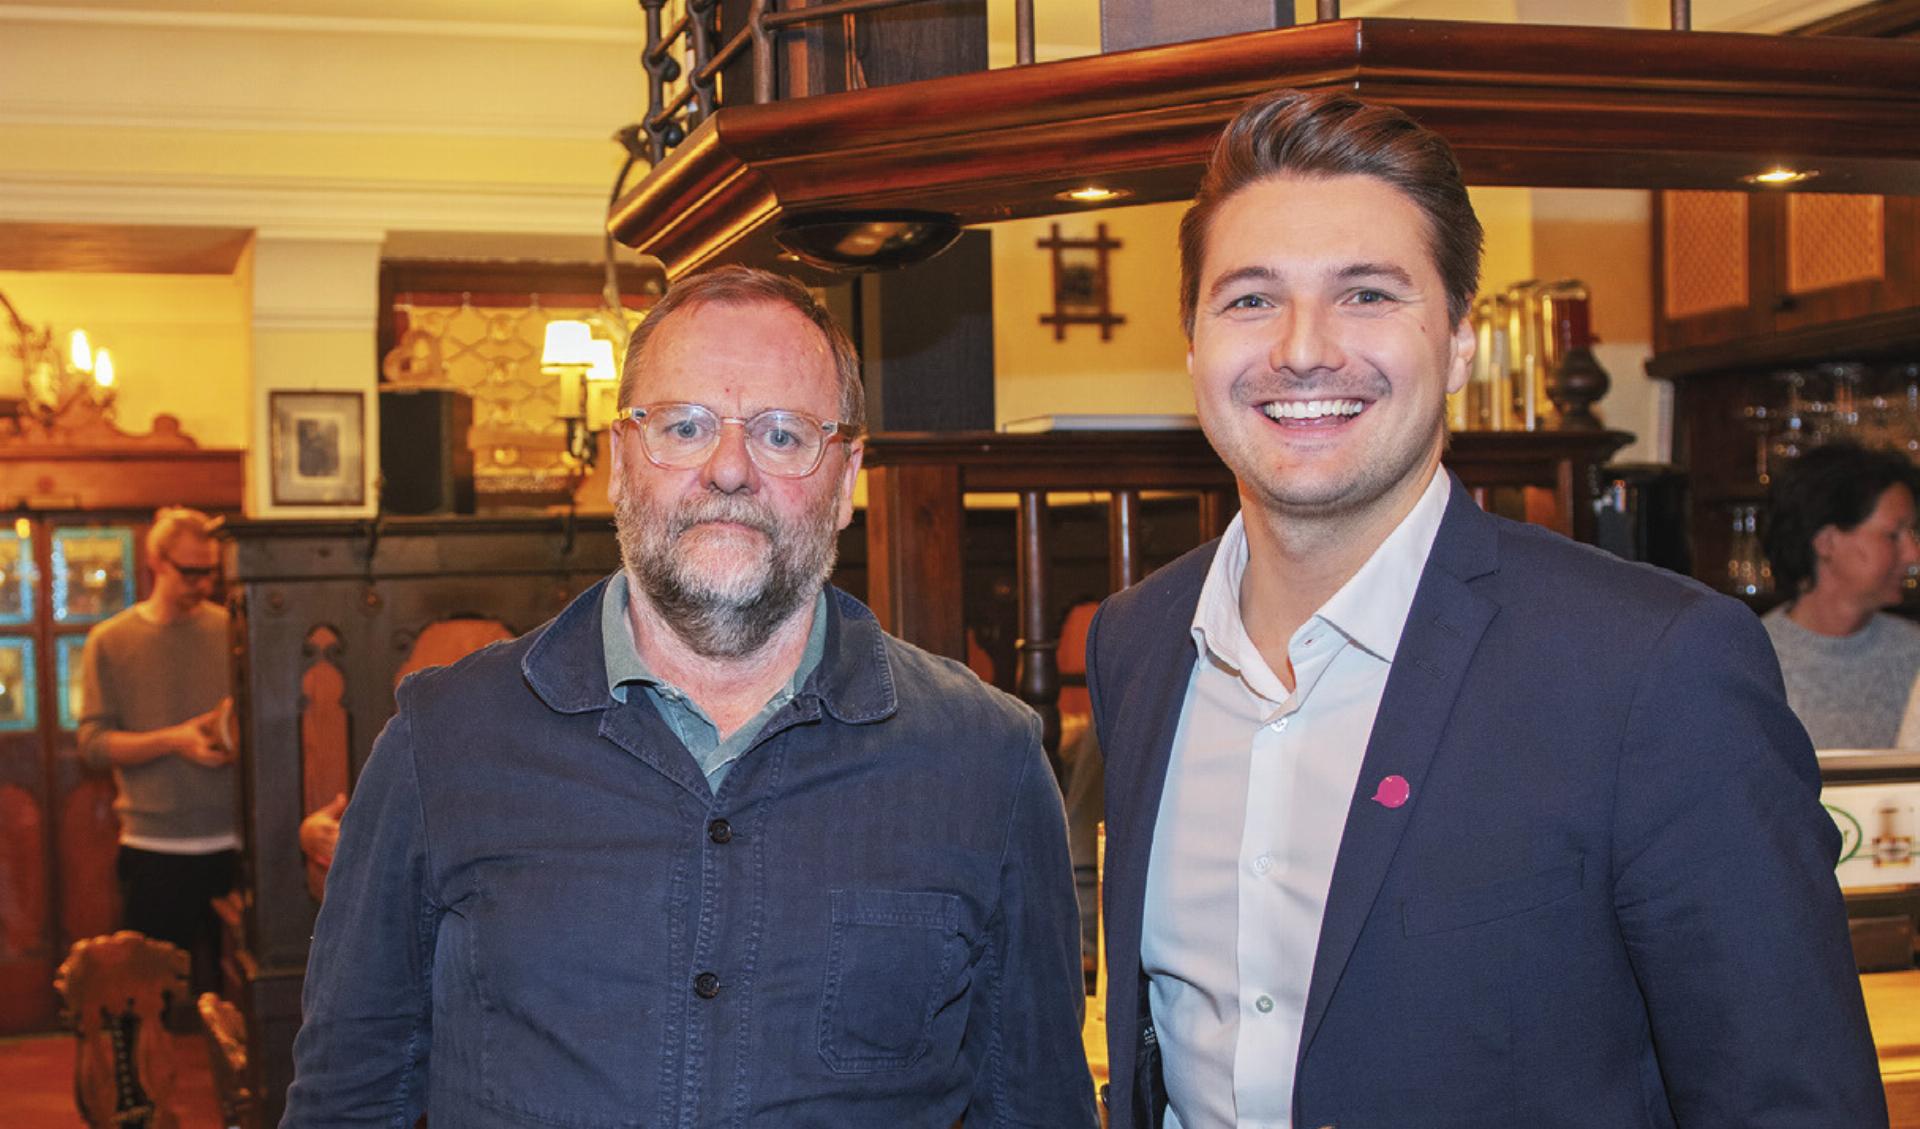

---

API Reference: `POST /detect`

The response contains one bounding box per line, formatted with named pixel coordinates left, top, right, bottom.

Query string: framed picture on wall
left=270, top=391, right=366, bottom=506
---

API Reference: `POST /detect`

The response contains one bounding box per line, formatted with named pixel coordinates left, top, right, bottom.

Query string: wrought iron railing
left=629, top=0, right=1698, bottom=165
left=635, top=0, right=1036, bottom=165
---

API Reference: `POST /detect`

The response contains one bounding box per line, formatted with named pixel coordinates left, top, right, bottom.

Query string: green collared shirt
left=600, top=573, right=828, bottom=792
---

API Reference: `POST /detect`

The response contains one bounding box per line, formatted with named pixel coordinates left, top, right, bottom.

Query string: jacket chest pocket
left=817, top=888, right=963, bottom=1073
left=1402, top=855, right=1585, bottom=937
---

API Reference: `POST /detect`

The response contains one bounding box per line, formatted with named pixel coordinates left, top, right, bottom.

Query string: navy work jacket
left=282, top=578, right=1097, bottom=1129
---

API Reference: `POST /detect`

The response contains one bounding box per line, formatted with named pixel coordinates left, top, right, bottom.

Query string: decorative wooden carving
left=197, top=991, right=256, bottom=1129
left=298, top=627, right=348, bottom=904
left=1037, top=223, right=1126, bottom=342
left=1, top=406, right=199, bottom=450
left=55, top=931, right=188, bottom=1129
left=609, top=18, right=1920, bottom=277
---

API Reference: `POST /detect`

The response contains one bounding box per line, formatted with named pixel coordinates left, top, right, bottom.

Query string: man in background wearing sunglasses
left=285, top=266, right=1096, bottom=1128
left=78, top=504, right=235, bottom=1020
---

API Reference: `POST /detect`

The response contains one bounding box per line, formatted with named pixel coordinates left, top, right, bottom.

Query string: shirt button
left=1252, top=854, right=1272, bottom=874
left=1269, top=717, right=1289, bottom=732
left=708, top=819, right=732, bottom=844
left=693, top=971, right=720, bottom=999
left=1254, top=994, right=1275, bottom=1014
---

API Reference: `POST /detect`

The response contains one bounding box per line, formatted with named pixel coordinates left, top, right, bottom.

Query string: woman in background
left=1763, top=441, right=1920, bottom=748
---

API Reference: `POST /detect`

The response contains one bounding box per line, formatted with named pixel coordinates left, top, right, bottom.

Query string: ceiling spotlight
left=773, top=209, right=963, bottom=272
left=1056, top=186, right=1131, bottom=204
left=1744, top=167, right=1817, bottom=186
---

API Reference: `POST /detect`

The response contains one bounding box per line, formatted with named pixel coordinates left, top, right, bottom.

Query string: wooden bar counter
left=1866, top=970, right=1920, bottom=1127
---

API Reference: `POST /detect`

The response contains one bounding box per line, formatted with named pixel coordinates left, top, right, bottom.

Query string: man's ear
left=835, top=440, right=865, bottom=531
left=606, top=425, right=627, bottom=508
left=1812, top=523, right=1838, bottom=561
left=1446, top=314, right=1475, bottom=397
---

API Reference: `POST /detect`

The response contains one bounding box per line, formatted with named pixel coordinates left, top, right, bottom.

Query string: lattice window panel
left=385, top=301, right=639, bottom=497
left=1787, top=193, right=1884, bottom=296
left=1663, top=191, right=1749, bottom=320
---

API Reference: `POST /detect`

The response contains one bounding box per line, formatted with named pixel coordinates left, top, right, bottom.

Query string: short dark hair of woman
left=1764, top=441, right=1920, bottom=596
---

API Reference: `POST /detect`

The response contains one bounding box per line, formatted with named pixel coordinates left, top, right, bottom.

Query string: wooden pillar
left=1197, top=488, right=1237, bottom=541
left=864, top=463, right=966, bottom=661
left=1109, top=489, right=1142, bottom=591
left=1016, top=490, right=1061, bottom=769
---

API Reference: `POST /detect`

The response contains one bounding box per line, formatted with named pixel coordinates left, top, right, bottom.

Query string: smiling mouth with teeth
left=1260, top=399, right=1367, bottom=422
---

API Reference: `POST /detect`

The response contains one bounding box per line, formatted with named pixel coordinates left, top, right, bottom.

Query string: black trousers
left=116, top=845, right=238, bottom=995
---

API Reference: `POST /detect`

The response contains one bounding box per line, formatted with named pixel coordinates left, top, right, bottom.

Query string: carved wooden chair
left=53, top=930, right=189, bottom=1129
left=199, top=991, right=257, bottom=1129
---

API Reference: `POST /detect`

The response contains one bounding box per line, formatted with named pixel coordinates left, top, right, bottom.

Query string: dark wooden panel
left=858, top=230, right=995, bottom=431
left=611, top=18, right=1920, bottom=278
left=863, top=463, right=965, bottom=659
left=1101, top=0, right=1292, bottom=52
left=223, top=516, right=622, bottom=1127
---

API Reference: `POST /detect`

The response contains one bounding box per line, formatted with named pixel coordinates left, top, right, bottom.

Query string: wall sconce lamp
left=542, top=319, right=621, bottom=470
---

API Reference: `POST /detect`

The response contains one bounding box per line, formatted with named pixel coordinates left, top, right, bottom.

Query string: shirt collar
left=600, top=572, right=830, bottom=705
left=1191, top=465, right=1451, bottom=671
left=1318, top=465, right=1451, bottom=662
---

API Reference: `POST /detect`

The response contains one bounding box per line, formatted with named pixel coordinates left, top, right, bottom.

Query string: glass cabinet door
left=0, top=527, right=35, bottom=626
left=54, top=634, right=87, bottom=732
left=0, top=638, right=36, bottom=731
left=50, top=527, right=135, bottom=625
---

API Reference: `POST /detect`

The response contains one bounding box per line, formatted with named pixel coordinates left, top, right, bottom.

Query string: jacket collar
left=523, top=575, right=898, bottom=725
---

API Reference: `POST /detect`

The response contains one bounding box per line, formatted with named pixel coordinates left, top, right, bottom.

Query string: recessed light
left=1744, top=167, right=1817, bottom=186
left=1056, top=186, right=1131, bottom=204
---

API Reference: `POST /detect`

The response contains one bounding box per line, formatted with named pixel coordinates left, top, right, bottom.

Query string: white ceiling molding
left=0, top=4, right=644, bottom=44
left=0, top=169, right=609, bottom=239
left=0, top=98, right=619, bottom=143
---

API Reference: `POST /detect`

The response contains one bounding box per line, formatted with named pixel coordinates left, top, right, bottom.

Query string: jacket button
left=693, top=971, right=720, bottom=999
left=708, top=819, right=732, bottom=844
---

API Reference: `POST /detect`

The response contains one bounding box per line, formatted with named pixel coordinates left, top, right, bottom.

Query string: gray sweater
left=1761, top=606, right=1920, bottom=749
left=78, top=601, right=235, bottom=842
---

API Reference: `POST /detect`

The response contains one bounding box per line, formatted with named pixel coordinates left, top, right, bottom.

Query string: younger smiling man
left=284, top=267, right=1095, bottom=1129
left=1088, top=89, right=1883, bottom=1129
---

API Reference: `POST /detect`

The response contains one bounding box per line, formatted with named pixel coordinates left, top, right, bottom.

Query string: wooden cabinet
left=0, top=427, right=241, bottom=1034
left=221, top=515, right=620, bottom=1128
left=1656, top=190, right=1920, bottom=354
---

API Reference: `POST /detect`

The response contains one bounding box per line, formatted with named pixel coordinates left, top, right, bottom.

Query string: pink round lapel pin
left=1372, top=774, right=1410, bottom=809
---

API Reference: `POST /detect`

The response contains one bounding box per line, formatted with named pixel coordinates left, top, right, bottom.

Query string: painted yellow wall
left=989, top=202, right=1195, bottom=427
left=984, top=182, right=1665, bottom=460
left=0, top=265, right=252, bottom=448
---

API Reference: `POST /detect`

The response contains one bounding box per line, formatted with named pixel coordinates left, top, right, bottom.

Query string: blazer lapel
left=1296, top=480, right=1501, bottom=1063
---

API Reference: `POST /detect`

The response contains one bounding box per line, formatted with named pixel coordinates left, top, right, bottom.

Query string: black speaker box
left=379, top=388, right=475, bottom=514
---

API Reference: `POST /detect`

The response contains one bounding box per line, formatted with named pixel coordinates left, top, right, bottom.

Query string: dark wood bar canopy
left=608, top=17, right=1920, bottom=276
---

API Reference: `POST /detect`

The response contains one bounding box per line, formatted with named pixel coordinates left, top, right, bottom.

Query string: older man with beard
left=281, top=266, right=1096, bottom=1129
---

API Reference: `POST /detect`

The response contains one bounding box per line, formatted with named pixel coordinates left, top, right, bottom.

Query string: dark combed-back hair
left=618, top=265, right=865, bottom=434
left=1764, top=441, right=1920, bottom=595
left=1177, top=88, right=1484, bottom=338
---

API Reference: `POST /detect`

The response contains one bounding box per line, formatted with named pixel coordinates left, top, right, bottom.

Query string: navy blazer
left=1088, top=478, right=1886, bottom=1129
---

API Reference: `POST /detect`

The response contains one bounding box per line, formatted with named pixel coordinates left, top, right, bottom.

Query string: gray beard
left=616, top=488, right=839, bottom=659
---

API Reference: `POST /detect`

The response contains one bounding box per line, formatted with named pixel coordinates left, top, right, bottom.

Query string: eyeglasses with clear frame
left=615, top=402, right=856, bottom=478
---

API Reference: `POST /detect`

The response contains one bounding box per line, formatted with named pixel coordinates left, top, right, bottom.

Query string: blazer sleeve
left=1612, top=594, right=1886, bottom=1128
left=281, top=702, right=439, bottom=1128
